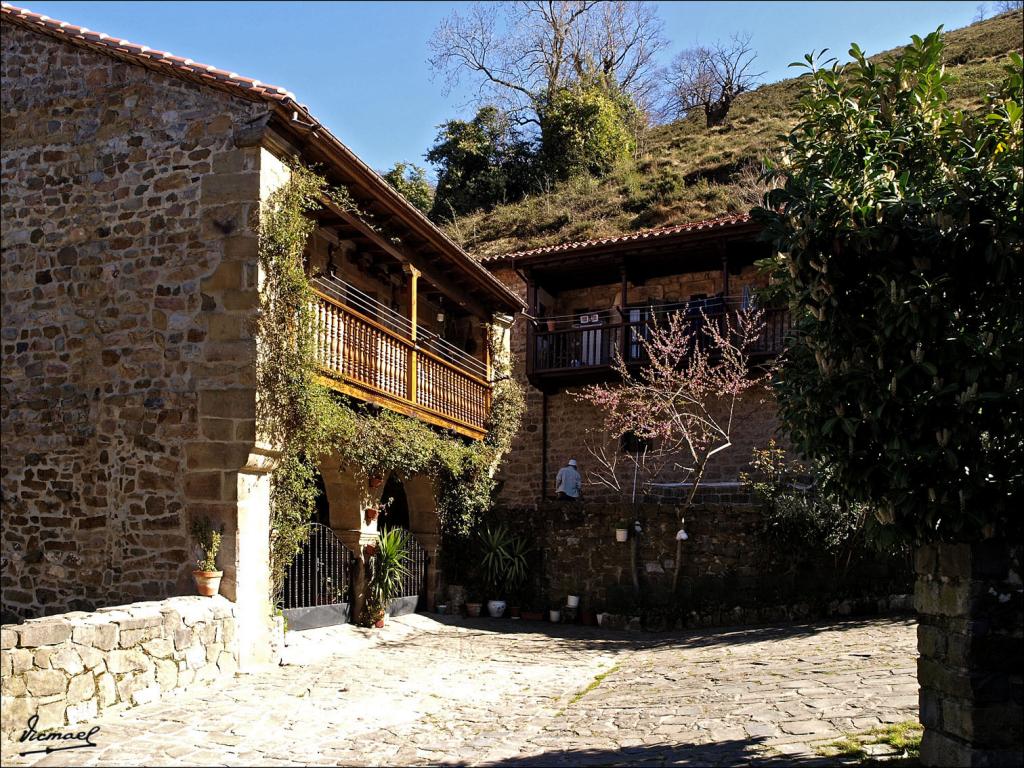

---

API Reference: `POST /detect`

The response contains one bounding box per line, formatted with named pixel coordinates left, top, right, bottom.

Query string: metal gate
left=281, top=523, right=357, bottom=631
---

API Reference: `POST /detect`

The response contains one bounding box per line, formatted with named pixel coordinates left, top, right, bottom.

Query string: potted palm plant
left=480, top=524, right=512, bottom=618
left=191, top=517, right=223, bottom=597
left=505, top=534, right=531, bottom=619
left=360, top=527, right=409, bottom=628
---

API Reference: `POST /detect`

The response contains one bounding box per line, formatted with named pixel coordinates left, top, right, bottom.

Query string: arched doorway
left=379, top=475, right=410, bottom=531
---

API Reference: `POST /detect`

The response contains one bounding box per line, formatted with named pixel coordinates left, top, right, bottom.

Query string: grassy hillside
left=451, top=10, right=1022, bottom=259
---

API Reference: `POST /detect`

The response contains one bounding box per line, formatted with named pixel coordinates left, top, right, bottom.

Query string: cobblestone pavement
left=1, top=615, right=918, bottom=767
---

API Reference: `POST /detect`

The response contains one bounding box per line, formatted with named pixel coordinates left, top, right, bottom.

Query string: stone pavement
left=0, top=614, right=918, bottom=767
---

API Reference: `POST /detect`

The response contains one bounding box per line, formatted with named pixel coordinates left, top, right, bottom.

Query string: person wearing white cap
left=555, top=458, right=582, bottom=501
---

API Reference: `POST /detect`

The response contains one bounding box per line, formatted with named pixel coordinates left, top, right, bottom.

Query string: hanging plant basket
left=368, top=475, right=384, bottom=489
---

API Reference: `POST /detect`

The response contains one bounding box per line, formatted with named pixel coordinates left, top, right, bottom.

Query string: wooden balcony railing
left=312, top=288, right=491, bottom=439
left=530, top=303, right=791, bottom=378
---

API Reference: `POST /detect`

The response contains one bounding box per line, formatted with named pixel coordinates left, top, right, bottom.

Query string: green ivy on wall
left=254, top=164, right=524, bottom=603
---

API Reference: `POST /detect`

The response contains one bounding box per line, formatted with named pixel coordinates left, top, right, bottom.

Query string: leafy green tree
left=755, top=32, right=1023, bottom=542
left=539, top=81, right=639, bottom=178
left=426, top=106, right=534, bottom=220
left=382, top=161, right=434, bottom=215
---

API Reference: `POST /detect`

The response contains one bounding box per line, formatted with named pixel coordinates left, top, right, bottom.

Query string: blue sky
left=20, top=1, right=983, bottom=176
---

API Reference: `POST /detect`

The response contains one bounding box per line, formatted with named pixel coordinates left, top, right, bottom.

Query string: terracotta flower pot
left=580, top=609, right=597, bottom=626
left=465, top=602, right=483, bottom=617
left=509, top=606, right=521, bottom=619
left=364, top=508, right=379, bottom=525
left=374, top=618, right=385, bottom=628
left=368, top=475, right=384, bottom=489
left=193, top=570, right=223, bottom=597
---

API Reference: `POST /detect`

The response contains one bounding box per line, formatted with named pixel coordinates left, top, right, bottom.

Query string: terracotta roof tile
left=481, top=214, right=756, bottom=264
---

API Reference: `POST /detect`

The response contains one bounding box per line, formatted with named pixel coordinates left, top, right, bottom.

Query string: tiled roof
left=481, top=213, right=756, bottom=264
left=1, top=2, right=525, bottom=312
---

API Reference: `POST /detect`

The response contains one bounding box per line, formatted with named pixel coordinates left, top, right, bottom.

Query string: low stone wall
left=0, top=596, right=239, bottom=735
left=491, top=502, right=913, bottom=626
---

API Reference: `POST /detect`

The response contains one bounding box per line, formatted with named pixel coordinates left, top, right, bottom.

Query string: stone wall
left=1, top=21, right=272, bottom=624
left=915, top=540, right=1023, bottom=767
left=494, top=502, right=913, bottom=628
left=487, top=265, right=782, bottom=508
left=0, top=596, right=239, bottom=735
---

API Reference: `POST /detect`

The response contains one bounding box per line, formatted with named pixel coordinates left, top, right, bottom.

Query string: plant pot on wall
left=368, top=475, right=384, bottom=489
left=364, top=508, right=379, bottom=525
left=465, top=602, right=483, bottom=618
left=566, top=595, right=580, bottom=608
left=615, top=528, right=629, bottom=543
left=193, top=570, right=223, bottom=597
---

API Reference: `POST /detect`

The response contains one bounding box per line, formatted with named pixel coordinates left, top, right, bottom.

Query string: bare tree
left=577, top=305, right=769, bottom=591
left=429, top=1, right=667, bottom=126
left=662, top=33, right=763, bottom=128
left=994, top=0, right=1022, bottom=12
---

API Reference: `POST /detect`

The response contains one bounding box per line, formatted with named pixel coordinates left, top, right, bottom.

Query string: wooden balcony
left=528, top=301, right=791, bottom=389
left=311, top=277, right=491, bottom=440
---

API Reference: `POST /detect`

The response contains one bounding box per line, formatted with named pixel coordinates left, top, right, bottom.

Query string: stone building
left=0, top=1, right=520, bottom=725
left=482, top=215, right=789, bottom=508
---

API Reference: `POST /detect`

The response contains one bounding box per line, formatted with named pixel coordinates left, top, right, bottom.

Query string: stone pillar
left=416, top=532, right=442, bottom=612
left=232, top=445, right=278, bottom=669
left=915, top=540, right=1023, bottom=767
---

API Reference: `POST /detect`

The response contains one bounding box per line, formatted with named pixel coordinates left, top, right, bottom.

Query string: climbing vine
left=254, top=164, right=523, bottom=604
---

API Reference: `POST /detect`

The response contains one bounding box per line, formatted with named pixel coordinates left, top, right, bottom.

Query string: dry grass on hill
left=451, top=11, right=1023, bottom=259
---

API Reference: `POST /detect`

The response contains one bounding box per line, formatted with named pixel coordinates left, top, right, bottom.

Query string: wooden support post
left=620, top=264, right=629, bottom=363
left=720, top=244, right=730, bottom=298
left=406, top=266, right=420, bottom=404
left=525, top=272, right=538, bottom=379
left=484, top=325, right=492, bottom=383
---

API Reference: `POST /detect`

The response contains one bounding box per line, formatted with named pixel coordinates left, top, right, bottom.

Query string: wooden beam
left=719, top=242, right=730, bottom=297
left=319, top=194, right=490, bottom=319
left=405, top=265, right=419, bottom=404
left=620, top=264, right=629, bottom=363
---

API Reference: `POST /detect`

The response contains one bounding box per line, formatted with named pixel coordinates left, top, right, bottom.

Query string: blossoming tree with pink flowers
left=577, top=304, right=769, bottom=589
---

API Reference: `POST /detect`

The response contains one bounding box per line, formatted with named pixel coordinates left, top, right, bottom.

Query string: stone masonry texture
left=0, top=595, right=239, bottom=736
left=0, top=614, right=919, bottom=767
left=1, top=21, right=271, bottom=619
left=914, top=540, right=1023, bottom=767
left=495, top=502, right=913, bottom=628
left=486, top=266, right=782, bottom=508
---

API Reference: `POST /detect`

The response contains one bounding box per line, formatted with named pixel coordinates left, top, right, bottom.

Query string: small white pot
left=566, top=595, right=580, bottom=608
left=549, top=609, right=561, bottom=623
left=487, top=600, right=507, bottom=618
left=615, top=528, right=628, bottom=542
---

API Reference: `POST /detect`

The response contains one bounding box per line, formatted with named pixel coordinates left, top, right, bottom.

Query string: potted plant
left=190, top=517, right=223, bottom=597
left=480, top=524, right=512, bottom=618
left=505, top=534, right=531, bottom=619
left=364, top=507, right=379, bottom=525
left=465, top=589, right=483, bottom=618
left=359, top=527, right=409, bottom=628
left=549, top=602, right=562, bottom=623
left=615, top=521, right=629, bottom=542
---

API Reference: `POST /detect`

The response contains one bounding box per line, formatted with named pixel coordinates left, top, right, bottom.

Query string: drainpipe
left=541, top=391, right=549, bottom=501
